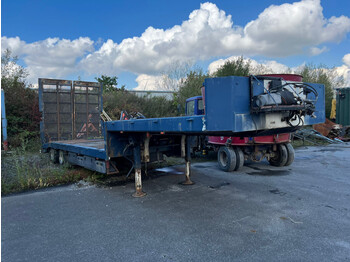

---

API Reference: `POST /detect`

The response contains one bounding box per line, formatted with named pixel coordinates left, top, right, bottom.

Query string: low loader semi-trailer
left=39, top=75, right=325, bottom=197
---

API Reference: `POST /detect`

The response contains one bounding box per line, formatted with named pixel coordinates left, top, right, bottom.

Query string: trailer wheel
left=49, top=149, right=59, bottom=164
left=233, top=147, right=244, bottom=171
left=58, top=150, right=67, bottom=165
left=269, top=144, right=288, bottom=167
left=284, top=143, right=295, bottom=166
left=217, top=146, right=236, bottom=172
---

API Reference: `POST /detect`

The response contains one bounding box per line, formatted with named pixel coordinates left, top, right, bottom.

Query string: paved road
left=2, top=144, right=350, bottom=262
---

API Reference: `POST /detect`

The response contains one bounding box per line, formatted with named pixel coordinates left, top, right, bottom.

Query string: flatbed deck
left=45, top=139, right=107, bottom=160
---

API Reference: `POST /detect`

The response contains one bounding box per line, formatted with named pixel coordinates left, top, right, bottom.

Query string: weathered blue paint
left=105, top=115, right=204, bottom=133
left=1, top=89, right=8, bottom=143
left=204, top=76, right=325, bottom=132
left=303, top=82, right=326, bottom=125
left=102, top=76, right=325, bottom=135
left=106, top=131, right=131, bottom=158
left=44, top=139, right=107, bottom=160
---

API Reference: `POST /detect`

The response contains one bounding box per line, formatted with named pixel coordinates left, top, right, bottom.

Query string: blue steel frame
left=105, top=116, right=204, bottom=133
left=105, top=76, right=325, bottom=135
left=1, top=89, right=8, bottom=143
left=45, top=140, right=107, bottom=160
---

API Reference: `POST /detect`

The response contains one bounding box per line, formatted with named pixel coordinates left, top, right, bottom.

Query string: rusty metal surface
left=313, top=118, right=342, bottom=138
left=39, top=78, right=102, bottom=144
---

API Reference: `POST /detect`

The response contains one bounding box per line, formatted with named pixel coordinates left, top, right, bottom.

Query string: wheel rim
left=59, top=151, right=64, bottom=165
left=270, top=144, right=288, bottom=166
left=50, top=150, right=55, bottom=161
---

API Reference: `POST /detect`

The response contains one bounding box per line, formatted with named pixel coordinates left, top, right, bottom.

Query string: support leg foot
left=180, top=161, right=195, bottom=185
left=132, top=191, right=147, bottom=198
left=132, top=168, right=147, bottom=197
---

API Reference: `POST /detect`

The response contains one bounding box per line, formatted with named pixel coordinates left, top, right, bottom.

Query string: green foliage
left=1, top=49, right=41, bottom=147
left=174, top=70, right=208, bottom=114
left=141, top=96, right=178, bottom=118
left=95, top=75, right=125, bottom=93
left=297, top=64, right=341, bottom=118
left=213, top=56, right=251, bottom=77
left=103, top=90, right=177, bottom=119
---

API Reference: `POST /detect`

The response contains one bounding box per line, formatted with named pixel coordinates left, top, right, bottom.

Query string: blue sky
left=2, top=0, right=350, bottom=88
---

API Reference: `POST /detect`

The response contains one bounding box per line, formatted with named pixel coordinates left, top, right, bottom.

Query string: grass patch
left=1, top=147, right=95, bottom=196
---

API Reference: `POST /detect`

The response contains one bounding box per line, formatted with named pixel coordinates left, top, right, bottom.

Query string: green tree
left=174, top=70, right=208, bottom=114
left=297, top=64, right=343, bottom=119
left=103, top=90, right=177, bottom=119
left=213, top=56, right=251, bottom=77
left=1, top=49, right=41, bottom=147
left=95, top=75, right=125, bottom=93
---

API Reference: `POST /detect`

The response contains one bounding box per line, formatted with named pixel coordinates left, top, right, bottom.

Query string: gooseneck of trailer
left=39, top=75, right=325, bottom=197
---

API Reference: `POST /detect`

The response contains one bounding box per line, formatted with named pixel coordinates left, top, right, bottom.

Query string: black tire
left=217, top=146, right=236, bottom=172
left=58, top=150, right=67, bottom=165
left=50, top=149, right=59, bottom=164
left=284, top=143, right=295, bottom=166
left=233, top=147, right=244, bottom=171
left=269, top=144, right=288, bottom=167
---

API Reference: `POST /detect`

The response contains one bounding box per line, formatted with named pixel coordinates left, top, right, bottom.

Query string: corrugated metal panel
left=336, top=87, right=350, bottom=126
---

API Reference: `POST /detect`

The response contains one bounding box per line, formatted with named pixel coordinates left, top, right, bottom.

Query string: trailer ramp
left=38, top=78, right=102, bottom=144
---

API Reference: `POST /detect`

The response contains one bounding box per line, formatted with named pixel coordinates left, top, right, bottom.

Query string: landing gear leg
left=132, top=144, right=146, bottom=197
left=181, top=136, right=195, bottom=185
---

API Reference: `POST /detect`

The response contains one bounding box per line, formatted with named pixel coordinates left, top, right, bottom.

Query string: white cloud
left=242, top=0, right=350, bottom=56
left=79, top=39, right=118, bottom=75
left=343, top=54, right=350, bottom=67
left=309, top=46, right=328, bottom=56
left=208, top=56, right=289, bottom=75
left=134, top=74, right=164, bottom=91
left=2, top=1, right=350, bottom=85
left=2, top=36, right=94, bottom=83
left=1, top=36, right=26, bottom=56
left=80, top=0, right=350, bottom=76
left=335, top=53, right=350, bottom=86
left=134, top=73, right=182, bottom=91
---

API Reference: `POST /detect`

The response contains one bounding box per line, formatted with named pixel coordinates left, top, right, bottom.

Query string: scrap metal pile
left=294, top=119, right=350, bottom=145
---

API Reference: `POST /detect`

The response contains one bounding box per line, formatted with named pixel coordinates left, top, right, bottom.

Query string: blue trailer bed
left=105, top=115, right=204, bottom=134
left=44, top=139, right=107, bottom=160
